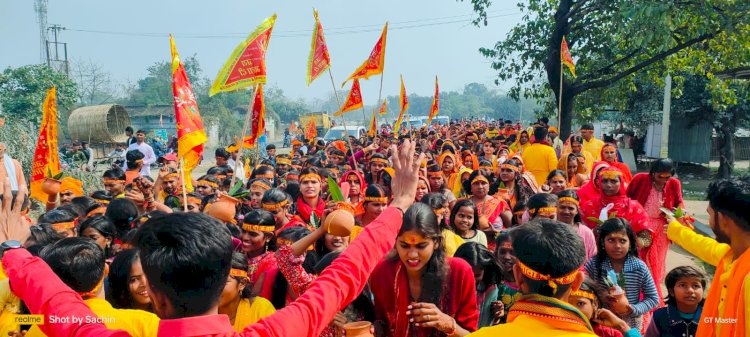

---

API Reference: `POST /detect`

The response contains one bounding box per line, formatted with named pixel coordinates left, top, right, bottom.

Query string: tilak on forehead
left=402, top=232, right=428, bottom=245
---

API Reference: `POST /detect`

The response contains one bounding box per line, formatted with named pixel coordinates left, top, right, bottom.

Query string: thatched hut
left=67, top=104, right=131, bottom=144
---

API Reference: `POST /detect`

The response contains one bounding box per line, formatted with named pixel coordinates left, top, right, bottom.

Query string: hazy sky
left=0, top=1, right=523, bottom=104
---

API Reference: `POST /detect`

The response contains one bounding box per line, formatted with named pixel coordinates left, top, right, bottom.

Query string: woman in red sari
left=579, top=167, right=654, bottom=250
left=340, top=170, right=366, bottom=217
left=575, top=161, right=610, bottom=205
left=601, top=143, right=633, bottom=183
left=371, top=203, right=479, bottom=337
left=296, top=167, right=325, bottom=223
left=464, top=171, right=511, bottom=250
left=626, top=158, right=684, bottom=304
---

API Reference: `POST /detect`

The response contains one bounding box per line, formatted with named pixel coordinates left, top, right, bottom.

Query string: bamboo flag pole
left=327, top=69, right=357, bottom=168
left=232, top=84, right=259, bottom=187
left=180, top=158, right=188, bottom=211
left=558, top=61, right=563, bottom=130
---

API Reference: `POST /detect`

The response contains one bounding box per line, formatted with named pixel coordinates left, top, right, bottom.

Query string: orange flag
left=561, top=36, right=576, bottom=78
left=307, top=9, right=331, bottom=86
left=210, top=14, right=277, bottom=96
left=426, top=76, right=439, bottom=126
left=30, top=86, right=61, bottom=202
left=393, top=75, right=408, bottom=134
left=171, top=35, right=208, bottom=191
left=305, top=117, right=317, bottom=140
left=368, top=109, right=377, bottom=137
left=243, top=84, right=266, bottom=148
left=334, top=79, right=364, bottom=116
left=342, top=22, right=388, bottom=87
left=289, top=120, right=297, bottom=134
left=378, top=99, right=387, bottom=116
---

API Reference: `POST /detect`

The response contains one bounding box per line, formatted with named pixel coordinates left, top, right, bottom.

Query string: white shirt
left=124, top=142, right=155, bottom=177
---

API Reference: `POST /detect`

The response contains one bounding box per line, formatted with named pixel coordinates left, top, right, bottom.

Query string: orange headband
left=242, top=223, right=275, bottom=233
left=517, top=260, right=579, bottom=293
left=184, top=197, right=203, bottom=206
left=479, top=165, right=494, bottom=171
left=51, top=222, right=76, bottom=231
left=255, top=173, right=275, bottom=180
left=262, top=199, right=289, bottom=210
left=364, top=196, right=388, bottom=203
left=134, top=159, right=144, bottom=163
left=558, top=197, right=579, bottom=206
left=427, top=171, right=443, bottom=178
left=251, top=181, right=272, bottom=191
left=285, top=174, right=299, bottom=180
left=164, top=173, right=179, bottom=180
left=86, top=207, right=107, bottom=218
left=276, top=158, right=292, bottom=165
left=94, top=198, right=110, bottom=205
left=600, top=170, right=622, bottom=180
left=370, top=157, right=389, bottom=165
left=570, top=290, right=596, bottom=301
left=79, top=264, right=109, bottom=298
left=532, top=207, right=557, bottom=217
left=229, top=268, right=248, bottom=279
left=103, top=179, right=125, bottom=184
left=299, top=173, right=321, bottom=182
left=276, top=238, right=314, bottom=251
left=471, top=175, right=489, bottom=185
left=197, top=180, right=219, bottom=188
left=500, top=164, right=519, bottom=172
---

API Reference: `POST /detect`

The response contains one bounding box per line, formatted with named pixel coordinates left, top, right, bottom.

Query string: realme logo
left=13, top=315, right=44, bottom=325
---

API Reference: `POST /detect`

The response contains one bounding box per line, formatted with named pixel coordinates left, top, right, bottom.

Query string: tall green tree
left=460, top=0, right=750, bottom=138
left=0, top=65, right=78, bottom=122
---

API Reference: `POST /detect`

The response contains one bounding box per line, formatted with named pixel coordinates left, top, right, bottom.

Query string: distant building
left=124, top=105, right=176, bottom=142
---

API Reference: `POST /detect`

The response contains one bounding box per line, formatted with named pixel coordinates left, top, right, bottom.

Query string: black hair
left=649, top=158, right=676, bottom=176
left=102, top=167, right=126, bottom=180
left=426, top=165, right=449, bottom=191
left=78, top=215, right=117, bottom=257
left=284, top=181, right=301, bottom=202
left=580, top=124, right=594, bottom=131
left=262, top=188, right=292, bottom=206
left=107, top=249, right=147, bottom=309
left=593, top=218, right=639, bottom=282
left=463, top=170, right=493, bottom=197
left=90, top=190, right=112, bottom=204
left=490, top=159, right=532, bottom=204
left=230, top=252, right=254, bottom=299
left=104, top=198, right=139, bottom=238
left=511, top=219, right=585, bottom=297
left=450, top=199, right=479, bottom=231
left=546, top=169, right=567, bottom=182
left=664, top=266, right=707, bottom=306
left=125, top=126, right=134, bottom=133
left=136, top=130, right=146, bottom=135
left=215, top=148, right=230, bottom=159
left=420, top=192, right=449, bottom=229
left=533, top=126, right=548, bottom=140
left=454, top=242, right=502, bottom=287
left=242, top=209, right=277, bottom=252
left=70, top=197, right=101, bottom=218
left=706, top=176, right=750, bottom=232
left=126, top=150, right=145, bottom=170
left=556, top=189, right=582, bottom=223
left=26, top=225, right=64, bottom=247
left=134, top=212, right=233, bottom=318
left=305, top=156, right=323, bottom=169
left=313, top=251, right=376, bottom=322
left=526, top=193, right=558, bottom=218
left=250, top=166, right=276, bottom=186
left=391, top=203, right=448, bottom=307
left=271, top=227, right=318, bottom=309
left=38, top=208, right=77, bottom=225
left=39, top=237, right=105, bottom=294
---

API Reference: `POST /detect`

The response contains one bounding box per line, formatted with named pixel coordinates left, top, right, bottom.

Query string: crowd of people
left=0, top=118, right=748, bottom=337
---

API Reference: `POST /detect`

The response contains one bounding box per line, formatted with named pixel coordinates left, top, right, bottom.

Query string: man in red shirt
left=1, top=141, right=426, bottom=337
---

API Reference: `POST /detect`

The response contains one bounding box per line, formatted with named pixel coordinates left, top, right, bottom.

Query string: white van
left=323, top=125, right=366, bottom=141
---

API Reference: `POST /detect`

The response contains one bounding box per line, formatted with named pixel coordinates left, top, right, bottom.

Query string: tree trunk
left=546, top=0, right=574, bottom=139
left=715, top=119, right=734, bottom=179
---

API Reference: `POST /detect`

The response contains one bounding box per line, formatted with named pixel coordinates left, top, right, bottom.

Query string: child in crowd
left=450, top=199, right=487, bottom=247
left=493, top=231, right=521, bottom=324
left=585, top=218, right=659, bottom=331
left=568, top=277, right=625, bottom=337
left=644, top=266, right=706, bottom=337
left=454, top=242, right=503, bottom=328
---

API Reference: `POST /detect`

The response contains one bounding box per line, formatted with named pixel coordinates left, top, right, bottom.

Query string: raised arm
left=245, top=140, right=424, bottom=337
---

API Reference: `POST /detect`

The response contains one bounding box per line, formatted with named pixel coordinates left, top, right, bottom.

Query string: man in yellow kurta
left=580, top=124, right=604, bottom=162
left=521, top=127, right=559, bottom=186
left=469, top=219, right=638, bottom=337
left=23, top=238, right=159, bottom=337
left=666, top=177, right=750, bottom=337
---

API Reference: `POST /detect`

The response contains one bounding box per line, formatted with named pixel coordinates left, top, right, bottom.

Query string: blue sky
left=0, top=0, right=523, bottom=103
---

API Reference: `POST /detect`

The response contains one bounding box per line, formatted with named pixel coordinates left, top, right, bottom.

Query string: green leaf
left=228, top=182, right=243, bottom=197
left=586, top=217, right=604, bottom=225
left=52, top=172, right=64, bottom=180
left=310, top=213, right=319, bottom=229
left=327, top=176, right=344, bottom=202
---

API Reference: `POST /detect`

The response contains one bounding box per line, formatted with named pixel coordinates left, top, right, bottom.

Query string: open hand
left=407, top=302, right=453, bottom=332
left=389, top=140, right=425, bottom=211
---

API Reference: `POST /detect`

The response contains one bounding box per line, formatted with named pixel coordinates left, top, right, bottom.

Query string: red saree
left=371, top=258, right=479, bottom=337
left=578, top=168, right=652, bottom=235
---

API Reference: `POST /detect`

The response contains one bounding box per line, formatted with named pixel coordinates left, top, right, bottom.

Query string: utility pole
left=659, top=74, right=672, bottom=158
left=47, top=24, right=69, bottom=76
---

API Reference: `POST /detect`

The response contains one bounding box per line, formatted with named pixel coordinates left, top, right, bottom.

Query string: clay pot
left=205, top=195, right=239, bottom=223
left=41, top=178, right=62, bottom=195
left=324, top=207, right=355, bottom=237
left=343, top=321, right=373, bottom=337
